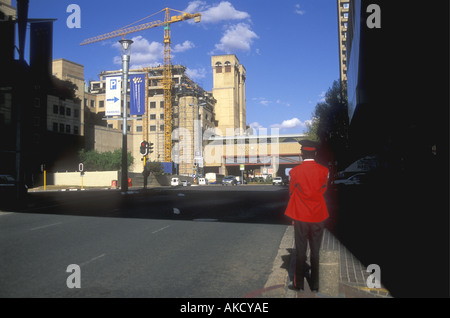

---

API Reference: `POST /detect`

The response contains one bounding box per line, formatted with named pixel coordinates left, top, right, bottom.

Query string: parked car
left=222, top=175, right=237, bottom=186
left=273, top=177, right=283, bottom=185
left=171, top=177, right=180, bottom=186
left=181, top=180, right=191, bottom=186
left=0, top=174, right=27, bottom=198
left=334, top=173, right=367, bottom=186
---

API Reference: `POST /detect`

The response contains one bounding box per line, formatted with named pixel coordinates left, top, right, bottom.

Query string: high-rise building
left=337, top=0, right=350, bottom=85
left=211, top=55, right=246, bottom=136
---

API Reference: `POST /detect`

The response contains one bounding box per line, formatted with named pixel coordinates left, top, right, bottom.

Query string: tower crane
left=81, top=8, right=201, bottom=163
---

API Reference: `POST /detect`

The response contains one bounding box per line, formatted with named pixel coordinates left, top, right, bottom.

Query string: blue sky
left=20, top=0, right=339, bottom=135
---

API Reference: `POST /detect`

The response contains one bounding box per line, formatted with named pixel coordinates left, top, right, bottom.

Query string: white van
left=171, top=177, right=180, bottom=186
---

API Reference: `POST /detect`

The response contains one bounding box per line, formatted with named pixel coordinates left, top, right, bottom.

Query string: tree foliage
left=78, top=149, right=134, bottom=171
left=305, top=80, right=350, bottom=166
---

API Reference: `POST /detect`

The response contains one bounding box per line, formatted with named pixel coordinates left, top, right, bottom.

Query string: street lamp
left=119, top=39, right=133, bottom=193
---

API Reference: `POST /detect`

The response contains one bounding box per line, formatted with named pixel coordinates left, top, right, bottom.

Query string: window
left=150, top=125, right=156, bottom=132
left=225, top=61, right=231, bottom=72
left=160, top=114, right=164, bottom=120
left=150, top=114, right=156, bottom=120
left=150, top=101, right=156, bottom=109
left=215, top=62, right=222, bottom=73
left=59, top=123, right=65, bottom=132
left=66, top=108, right=71, bottom=116
left=33, top=116, right=40, bottom=127
left=59, top=105, right=65, bottom=115
left=136, top=126, right=142, bottom=132
left=90, top=100, right=95, bottom=108
left=53, top=122, right=58, bottom=132
left=34, top=98, right=40, bottom=108
left=74, top=126, right=79, bottom=135
left=53, top=105, right=58, bottom=114
left=66, top=125, right=71, bottom=134
left=160, top=125, right=164, bottom=131
left=74, top=109, right=79, bottom=118
left=160, top=101, right=164, bottom=108
left=99, top=100, right=104, bottom=108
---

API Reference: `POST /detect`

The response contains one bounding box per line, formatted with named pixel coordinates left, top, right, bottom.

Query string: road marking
left=30, top=222, right=62, bottom=231
left=80, top=253, right=106, bottom=267
left=151, top=225, right=170, bottom=234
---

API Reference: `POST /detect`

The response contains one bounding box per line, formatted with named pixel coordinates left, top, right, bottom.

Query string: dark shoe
left=288, top=282, right=304, bottom=292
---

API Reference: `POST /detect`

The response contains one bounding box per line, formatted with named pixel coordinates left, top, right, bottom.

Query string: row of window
left=53, top=105, right=79, bottom=117
left=52, top=122, right=79, bottom=135
left=107, top=124, right=165, bottom=133
left=84, top=99, right=165, bottom=109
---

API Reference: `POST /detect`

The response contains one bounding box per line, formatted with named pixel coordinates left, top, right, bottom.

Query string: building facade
left=211, top=55, right=246, bottom=136
left=337, top=0, right=350, bottom=85
left=88, top=65, right=217, bottom=174
left=344, top=0, right=448, bottom=298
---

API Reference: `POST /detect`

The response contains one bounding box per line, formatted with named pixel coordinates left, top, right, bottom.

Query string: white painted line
left=80, top=253, right=106, bottom=267
left=151, top=225, right=170, bottom=234
left=30, top=222, right=62, bottom=231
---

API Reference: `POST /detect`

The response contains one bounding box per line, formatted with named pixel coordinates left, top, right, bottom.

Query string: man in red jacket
left=285, top=140, right=329, bottom=292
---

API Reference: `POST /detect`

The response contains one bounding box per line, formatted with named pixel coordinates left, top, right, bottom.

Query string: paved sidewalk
left=261, top=226, right=392, bottom=298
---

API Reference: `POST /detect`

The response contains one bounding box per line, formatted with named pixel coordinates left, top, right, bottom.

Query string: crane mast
left=81, top=8, right=201, bottom=163
left=162, top=8, right=173, bottom=163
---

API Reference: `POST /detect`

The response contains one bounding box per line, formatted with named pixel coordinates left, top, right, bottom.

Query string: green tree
left=306, top=80, right=349, bottom=167
left=78, top=149, right=134, bottom=171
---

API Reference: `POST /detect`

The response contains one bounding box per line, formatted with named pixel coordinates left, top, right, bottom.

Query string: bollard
left=319, top=249, right=340, bottom=297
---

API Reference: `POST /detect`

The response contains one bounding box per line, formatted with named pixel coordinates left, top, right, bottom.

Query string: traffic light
left=140, top=141, right=149, bottom=156
left=148, top=142, right=154, bottom=154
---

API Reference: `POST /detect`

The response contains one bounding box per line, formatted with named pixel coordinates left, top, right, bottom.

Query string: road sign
left=78, top=163, right=84, bottom=172
left=105, top=76, right=122, bottom=116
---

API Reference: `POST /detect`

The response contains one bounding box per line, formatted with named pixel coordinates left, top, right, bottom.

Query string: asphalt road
left=0, top=185, right=293, bottom=298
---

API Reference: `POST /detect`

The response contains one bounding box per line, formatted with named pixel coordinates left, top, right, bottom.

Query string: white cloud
left=186, top=67, right=207, bottom=80
left=295, top=4, right=306, bottom=15
left=185, top=1, right=250, bottom=24
left=113, top=36, right=196, bottom=69
left=249, top=122, right=265, bottom=129
left=318, top=91, right=326, bottom=102
left=213, top=23, right=259, bottom=54
left=113, top=35, right=163, bottom=68
left=252, top=97, right=270, bottom=106
left=173, top=40, right=195, bottom=53
left=271, top=118, right=307, bottom=130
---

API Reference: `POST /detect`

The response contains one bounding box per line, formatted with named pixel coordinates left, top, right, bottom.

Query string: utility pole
left=119, top=39, right=133, bottom=193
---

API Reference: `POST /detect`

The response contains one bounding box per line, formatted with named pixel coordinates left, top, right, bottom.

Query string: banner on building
left=105, top=76, right=122, bottom=116
left=130, top=74, right=146, bottom=115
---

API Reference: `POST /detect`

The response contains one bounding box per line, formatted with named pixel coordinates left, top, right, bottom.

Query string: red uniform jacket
left=285, top=159, right=329, bottom=223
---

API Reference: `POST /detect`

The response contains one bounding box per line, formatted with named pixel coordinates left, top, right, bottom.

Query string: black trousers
left=293, top=220, right=325, bottom=290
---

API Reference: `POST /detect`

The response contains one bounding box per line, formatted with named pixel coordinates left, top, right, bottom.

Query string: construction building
left=87, top=64, right=216, bottom=175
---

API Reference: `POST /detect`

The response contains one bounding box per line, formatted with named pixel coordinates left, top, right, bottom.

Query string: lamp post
left=119, top=39, right=133, bottom=193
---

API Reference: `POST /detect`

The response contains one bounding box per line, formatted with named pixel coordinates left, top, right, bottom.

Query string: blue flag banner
left=130, top=74, right=146, bottom=115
